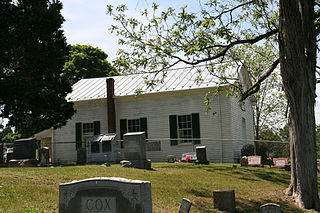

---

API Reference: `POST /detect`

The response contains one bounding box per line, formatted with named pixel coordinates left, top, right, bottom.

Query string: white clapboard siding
left=52, top=87, right=253, bottom=163
left=146, top=139, right=224, bottom=162
left=230, top=97, right=255, bottom=162
left=53, top=99, right=108, bottom=163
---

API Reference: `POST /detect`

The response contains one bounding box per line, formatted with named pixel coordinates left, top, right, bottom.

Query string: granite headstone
left=213, top=190, right=235, bottom=213
left=195, top=146, right=209, bottom=164
left=179, top=198, right=192, bottom=213
left=247, top=156, right=263, bottom=167
left=273, top=158, right=288, bottom=169
left=122, top=132, right=151, bottom=169
left=181, top=152, right=197, bottom=162
left=260, top=203, right=281, bottom=213
left=39, top=147, right=50, bottom=166
left=59, top=177, right=152, bottom=213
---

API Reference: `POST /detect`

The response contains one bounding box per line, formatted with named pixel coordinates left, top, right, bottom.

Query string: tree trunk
left=279, top=0, right=320, bottom=210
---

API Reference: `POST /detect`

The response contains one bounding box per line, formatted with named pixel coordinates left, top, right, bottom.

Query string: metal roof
left=89, top=134, right=116, bottom=143
left=67, top=66, right=239, bottom=102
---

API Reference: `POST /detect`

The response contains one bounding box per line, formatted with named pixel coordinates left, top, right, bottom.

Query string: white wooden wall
left=53, top=99, right=108, bottom=163
left=52, top=88, right=254, bottom=163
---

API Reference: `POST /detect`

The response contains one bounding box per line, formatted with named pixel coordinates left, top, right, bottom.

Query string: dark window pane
left=91, top=142, right=99, bottom=153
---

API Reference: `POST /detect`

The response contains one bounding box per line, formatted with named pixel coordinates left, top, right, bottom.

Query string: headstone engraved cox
left=59, top=177, right=152, bottom=213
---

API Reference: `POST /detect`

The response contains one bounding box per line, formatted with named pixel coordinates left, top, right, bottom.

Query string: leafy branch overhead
left=107, top=1, right=281, bottom=99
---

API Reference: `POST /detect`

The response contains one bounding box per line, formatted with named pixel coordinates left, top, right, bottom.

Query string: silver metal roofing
left=89, top=134, right=116, bottom=143
left=67, top=66, right=239, bottom=102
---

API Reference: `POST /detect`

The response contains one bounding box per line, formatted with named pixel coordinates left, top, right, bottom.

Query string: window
left=82, top=123, right=94, bottom=144
left=242, top=118, right=246, bottom=139
left=83, top=123, right=94, bottom=135
left=240, top=101, right=246, bottom=111
left=120, top=118, right=148, bottom=141
left=102, top=141, right=112, bottom=152
left=128, top=119, right=140, bottom=132
left=178, top=115, right=192, bottom=143
left=75, top=121, right=100, bottom=150
left=91, top=141, right=100, bottom=153
left=169, top=113, right=200, bottom=145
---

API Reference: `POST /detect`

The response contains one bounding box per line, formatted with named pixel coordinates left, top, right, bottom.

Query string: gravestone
left=240, top=156, right=248, bottom=167
left=59, top=177, right=152, bottom=213
left=260, top=203, right=281, bottom=213
left=77, top=147, right=86, bottom=165
left=167, top=155, right=176, bottom=163
left=13, top=138, right=38, bottom=159
left=39, top=147, right=50, bottom=166
left=179, top=198, right=192, bottom=213
left=123, top=132, right=151, bottom=169
left=273, top=158, right=288, bottom=169
left=247, top=156, right=263, bottom=167
left=195, top=146, right=209, bottom=164
left=213, top=190, right=235, bottom=212
left=181, top=152, right=197, bottom=162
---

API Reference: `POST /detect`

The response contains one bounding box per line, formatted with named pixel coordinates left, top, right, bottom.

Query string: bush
left=241, top=144, right=255, bottom=157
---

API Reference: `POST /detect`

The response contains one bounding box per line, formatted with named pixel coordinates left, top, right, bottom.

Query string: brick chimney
left=107, top=78, right=116, bottom=133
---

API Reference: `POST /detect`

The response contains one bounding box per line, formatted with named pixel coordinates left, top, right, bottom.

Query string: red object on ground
left=186, top=156, right=190, bottom=162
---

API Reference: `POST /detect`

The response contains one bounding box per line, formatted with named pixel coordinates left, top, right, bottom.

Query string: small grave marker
left=195, top=146, right=209, bottom=164
left=247, top=156, right=263, bottom=167
left=181, top=152, right=197, bottom=162
left=39, top=147, right=50, bottom=166
left=213, top=190, right=235, bottom=213
left=179, top=198, right=192, bottom=213
left=167, top=155, right=176, bottom=163
left=260, top=203, right=281, bottom=213
left=240, top=156, right=248, bottom=167
left=273, top=158, right=288, bottom=169
left=59, top=177, right=152, bottom=213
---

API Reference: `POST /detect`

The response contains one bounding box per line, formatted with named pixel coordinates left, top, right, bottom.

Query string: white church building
left=35, top=66, right=255, bottom=164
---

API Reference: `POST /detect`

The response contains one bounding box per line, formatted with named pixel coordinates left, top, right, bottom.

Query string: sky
left=61, top=0, right=320, bottom=125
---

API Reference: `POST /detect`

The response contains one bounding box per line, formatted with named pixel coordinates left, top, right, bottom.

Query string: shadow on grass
left=157, top=163, right=290, bottom=185
left=192, top=197, right=308, bottom=213
left=187, top=188, right=212, bottom=198
left=235, top=197, right=305, bottom=213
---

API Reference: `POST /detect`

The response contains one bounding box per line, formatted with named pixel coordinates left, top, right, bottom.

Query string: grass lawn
left=0, top=163, right=318, bottom=213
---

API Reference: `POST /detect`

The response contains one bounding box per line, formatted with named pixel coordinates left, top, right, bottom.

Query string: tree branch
left=170, top=29, right=279, bottom=66
left=240, top=58, right=280, bottom=101
left=213, top=0, right=256, bottom=20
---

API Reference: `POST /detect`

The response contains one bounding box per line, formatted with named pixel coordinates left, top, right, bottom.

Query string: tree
left=233, top=43, right=286, bottom=139
left=258, top=127, right=289, bottom=160
left=0, top=0, right=74, bottom=137
left=107, top=0, right=320, bottom=210
left=315, top=125, right=320, bottom=158
left=63, top=44, right=119, bottom=84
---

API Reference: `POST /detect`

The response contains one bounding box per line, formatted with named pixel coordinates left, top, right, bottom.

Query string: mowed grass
left=0, top=163, right=318, bottom=213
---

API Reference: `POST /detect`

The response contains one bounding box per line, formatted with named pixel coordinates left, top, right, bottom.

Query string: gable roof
left=67, top=66, right=240, bottom=102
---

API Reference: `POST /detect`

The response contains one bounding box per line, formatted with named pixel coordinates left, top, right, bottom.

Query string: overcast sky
left=61, top=0, right=320, bottom=125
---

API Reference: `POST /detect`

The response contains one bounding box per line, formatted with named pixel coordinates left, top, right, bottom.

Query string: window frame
left=177, top=114, right=193, bottom=144
left=127, top=118, right=141, bottom=133
left=82, top=123, right=94, bottom=136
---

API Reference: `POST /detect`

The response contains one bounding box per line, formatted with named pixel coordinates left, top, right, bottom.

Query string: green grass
left=0, top=163, right=318, bottom=212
